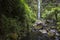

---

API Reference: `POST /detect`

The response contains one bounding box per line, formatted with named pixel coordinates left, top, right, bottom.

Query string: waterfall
left=38, top=0, right=40, bottom=20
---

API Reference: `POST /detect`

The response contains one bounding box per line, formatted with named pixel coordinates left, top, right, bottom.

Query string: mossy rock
left=48, top=31, right=55, bottom=37
left=34, top=26, right=42, bottom=29
left=7, top=33, right=18, bottom=40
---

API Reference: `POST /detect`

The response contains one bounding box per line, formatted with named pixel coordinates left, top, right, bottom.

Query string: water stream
left=38, top=0, right=40, bottom=20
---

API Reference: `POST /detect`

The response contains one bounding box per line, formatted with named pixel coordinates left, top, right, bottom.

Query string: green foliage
left=0, top=0, right=36, bottom=40
left=1, top=15, right=20, bottom=33
left=42, top=7, right=60, bottom=19
left=1, top=0, right=60, bottom=40
left=42, top=1, right=60, bottom=33
left=19, top=0, right=36, bottom=26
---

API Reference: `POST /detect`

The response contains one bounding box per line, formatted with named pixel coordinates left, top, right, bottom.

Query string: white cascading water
left=38, top=0, right=40, bottom=20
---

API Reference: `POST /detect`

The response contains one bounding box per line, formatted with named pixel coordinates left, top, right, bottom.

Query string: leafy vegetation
left=0, top=0, right=36, bottom=40
left=0, top=0, right=60, bottom=40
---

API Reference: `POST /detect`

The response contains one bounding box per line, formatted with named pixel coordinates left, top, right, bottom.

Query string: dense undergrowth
left=0, top=0, right=36, bottom=40
left=0, top=0, right=60, bottom=40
